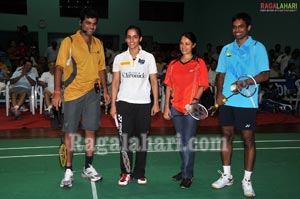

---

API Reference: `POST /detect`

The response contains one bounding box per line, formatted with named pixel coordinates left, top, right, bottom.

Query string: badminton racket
left=59, top=134, right=67, bottom=168
left=55, top=106, right=66, bottom=168
left=208, top=74, right=257, bottom=116
left=114, top=114, right=131, bottom=174
left=185, top=103, right=208, bottom=120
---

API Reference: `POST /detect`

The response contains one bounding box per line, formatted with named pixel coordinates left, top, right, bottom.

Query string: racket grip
left=214, top=103, right=219, bottom=108
left=222, top=98, right=227, bottom=103
left=114, top=114, right=119, bottom=128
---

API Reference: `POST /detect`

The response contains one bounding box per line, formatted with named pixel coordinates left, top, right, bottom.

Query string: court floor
left=0, top=133, right=299, bottom=199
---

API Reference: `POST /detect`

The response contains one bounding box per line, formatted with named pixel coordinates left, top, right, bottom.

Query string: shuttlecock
left=230, top=84, right=237, bottom=91
left=185, top=104, right=191, bottom=111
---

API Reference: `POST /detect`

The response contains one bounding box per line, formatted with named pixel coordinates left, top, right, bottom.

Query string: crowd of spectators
left=1, top=26, right=300, bottom=117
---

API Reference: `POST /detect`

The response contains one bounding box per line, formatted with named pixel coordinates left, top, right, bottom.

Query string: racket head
left=59, top=143, right=67, bottom=168
left=185, top=103, right=208, bottom=120
left=236, top=75, right=257, bottom=97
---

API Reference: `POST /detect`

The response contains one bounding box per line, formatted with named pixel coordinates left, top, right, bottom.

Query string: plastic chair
left=5, top=81, right=36, bottom=116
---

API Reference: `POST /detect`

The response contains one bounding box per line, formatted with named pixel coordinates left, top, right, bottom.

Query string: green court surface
left=0, top=133, right=299, bottom=199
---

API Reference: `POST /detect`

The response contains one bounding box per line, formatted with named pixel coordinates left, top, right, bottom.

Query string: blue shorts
left=63, top=89, right=101, bottom=133
left=219, top=105, right=257, bottom=130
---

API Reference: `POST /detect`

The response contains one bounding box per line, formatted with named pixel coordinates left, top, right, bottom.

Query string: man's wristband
left=53, top=90, right=61, bottom=94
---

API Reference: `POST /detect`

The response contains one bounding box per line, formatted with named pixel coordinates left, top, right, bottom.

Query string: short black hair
left=80, top=7, right=99, bottom=22
left=232, top=12, right=252, bottom=27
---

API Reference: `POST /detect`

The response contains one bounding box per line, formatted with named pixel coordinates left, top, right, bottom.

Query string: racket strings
left=187, top=103, right=208, bottom=120
left=236, top=76, right=257, bottom=97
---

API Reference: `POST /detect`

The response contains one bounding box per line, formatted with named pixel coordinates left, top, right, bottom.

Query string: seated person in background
left=0, top=68, right=9, bottom=90
left=269, top=61, right=282, bottom=78
left=9, top=59, right=37, bottom=118
left=0, top=69, right=8, bottom=90
left=0, top=57, right=10, bottom=78
left=201, top=58, right=217, bottom=108
left=39, top=61, right=55, bottom=116
left=156, top=55, right=167, bottom=76
left=284, top=62, right=299, bottom=102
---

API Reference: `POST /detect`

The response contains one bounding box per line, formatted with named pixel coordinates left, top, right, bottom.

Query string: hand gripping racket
left=185, top=103, right=209, bottom=120
left=114, top=114, right=131, bottom=174
left=208, top=75, right=257, bottom=116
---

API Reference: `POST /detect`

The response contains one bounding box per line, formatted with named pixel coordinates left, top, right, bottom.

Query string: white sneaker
left=211, top=170, right=234, bottom=189
left=19, top=105, right=29, bottom=112
left=137, top=177, right=147, bottom=185
left=81, top=164, right=103, bottom=182
left=242, top=178, right=256, bottom=197
left=60, top=169, right=73, bottom=188
left=118, top=173, right=131, bottom=186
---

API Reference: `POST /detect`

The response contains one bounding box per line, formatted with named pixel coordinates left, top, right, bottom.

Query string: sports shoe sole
left=244, top=193, right=255, bottom=198
left=211, top=180, right=234, bottom=189
left=137, top=180, right=147, bottom=185
left=60, top=180, right=73, bottom=188
left=81, top=173, right=103, bottom=182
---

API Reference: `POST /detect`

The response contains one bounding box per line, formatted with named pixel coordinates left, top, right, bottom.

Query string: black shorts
left=219, top=105, right=257, bottom=130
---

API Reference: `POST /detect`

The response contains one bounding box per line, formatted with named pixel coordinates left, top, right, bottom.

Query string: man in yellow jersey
left=53, top=7, right=110, bottom=188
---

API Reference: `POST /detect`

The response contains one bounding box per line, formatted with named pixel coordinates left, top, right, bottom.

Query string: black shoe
left=180, top=178, right=192, bottom=189
left=172, top=172, right=183, bottom=181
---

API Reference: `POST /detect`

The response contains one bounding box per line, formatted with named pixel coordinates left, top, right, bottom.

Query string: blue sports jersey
left=216, top=36, right=269, bottom=108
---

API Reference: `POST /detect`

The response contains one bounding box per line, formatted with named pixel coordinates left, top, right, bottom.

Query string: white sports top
left=113, top=47, right=157, bottom=104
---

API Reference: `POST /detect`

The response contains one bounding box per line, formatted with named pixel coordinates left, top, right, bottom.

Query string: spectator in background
left=269, top=61, right=282, bottom=78
left=204, top=42, right=214, bottom=63
left=6, top=40, right=20, bottom=73
left=0, top=57, right=10, bottom=79
left=35, top=56, right=47, bottom=77
left=273, top=43, right=283, bottom=59
left=39, top=61, right=55, bottom=117
left=289, top=48, right=300, bottom=75
left=212, top=45, right=223, bottom=61
left=0, top=57, right=10, bottom=90
left=156, top=55, right=167, bottom=76
left=284, top=62, right=299, bottom=103
left=44, top=41, right=58, bottom=62
left=276, top=46, right=291, bottom=74
left=9, top=59, right=37, bottom=119
left=16, top=40, right=29, bottom=58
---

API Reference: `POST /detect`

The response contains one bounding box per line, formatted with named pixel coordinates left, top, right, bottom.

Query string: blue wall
left=0, top=0, right=299, bottom=56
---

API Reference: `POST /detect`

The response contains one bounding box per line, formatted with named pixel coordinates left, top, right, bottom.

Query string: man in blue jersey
left=211, top=12, right=270, bottom=198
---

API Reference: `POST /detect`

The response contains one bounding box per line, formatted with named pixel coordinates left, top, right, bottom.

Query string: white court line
left=91, top=181, right=98, bottom=199
left=1, top=139, right=300, bottom=150
left=0, top=146, right=57, bottom=150
left=0, top=146, right=300, bottom=159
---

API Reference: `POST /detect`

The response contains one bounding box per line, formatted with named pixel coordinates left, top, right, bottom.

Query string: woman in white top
left=110, top=25, right=160, bottom=186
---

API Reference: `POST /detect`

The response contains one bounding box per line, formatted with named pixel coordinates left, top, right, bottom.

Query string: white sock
left=244, top=170, right=252, bottom=180
left=223, top=165, right=231, bottom=175
left=14, top=105, right=19, bottom=110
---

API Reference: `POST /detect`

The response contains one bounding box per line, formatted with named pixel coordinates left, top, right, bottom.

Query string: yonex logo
left=245, top=124, right=251, bottom=128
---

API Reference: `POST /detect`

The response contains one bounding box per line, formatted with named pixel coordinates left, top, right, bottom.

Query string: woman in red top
left=163, top=32, right=209, bottom=189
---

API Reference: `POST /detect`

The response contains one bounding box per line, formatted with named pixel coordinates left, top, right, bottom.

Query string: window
left=60, top=0, right=108, bottom=18
left=139, top=1, right=184, bottom=22
left=0, top=0, right=27, bottom=15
